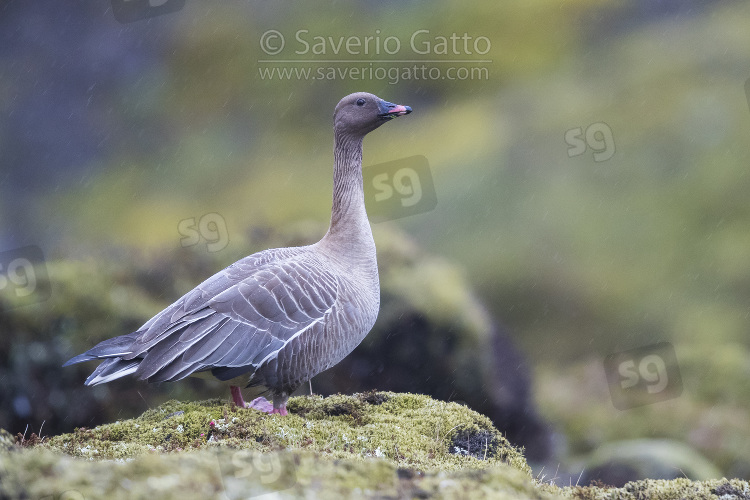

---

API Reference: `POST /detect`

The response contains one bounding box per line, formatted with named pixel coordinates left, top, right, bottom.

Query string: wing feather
left=134, top=315, right=228, bottom=379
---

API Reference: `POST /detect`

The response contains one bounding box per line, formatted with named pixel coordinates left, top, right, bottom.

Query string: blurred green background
left=1, top=0, right=750, bottom=483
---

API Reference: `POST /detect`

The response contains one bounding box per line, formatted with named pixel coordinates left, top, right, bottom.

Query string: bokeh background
left=1, top=0, right=750, bottom=485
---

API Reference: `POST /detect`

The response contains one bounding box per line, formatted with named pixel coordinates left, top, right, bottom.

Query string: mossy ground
left=1, top=392, right=747, bottom=499
left=31, top=392, right=529, bottom=473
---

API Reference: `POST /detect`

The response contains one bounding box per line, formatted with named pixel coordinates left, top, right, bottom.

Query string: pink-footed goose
left=64, top=92, right=411, bottom=415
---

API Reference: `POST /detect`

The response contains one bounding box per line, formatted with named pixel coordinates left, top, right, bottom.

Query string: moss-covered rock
left=30, top=392, right=530, bottom=474
left=579, top=439, right=722, bottom=486
left=0, top=392, right=546, bottom=499
left=562, top=478, right=750, bottom=500
left=2, top=409, right=748, bottom=500
left=2, top=393, right=748, bottom=499
left=0, top=446, right=549, bottom=500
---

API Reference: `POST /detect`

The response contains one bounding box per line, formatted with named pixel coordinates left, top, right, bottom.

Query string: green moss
left=561, top=478, right=750, bottom=500
left=2, top=445, right=747, bottom=499
left=0, top=447, right=544, bottom=500
left=35, top=392, right=530, bottom=474
left=3, top=388, right=746, bottom=499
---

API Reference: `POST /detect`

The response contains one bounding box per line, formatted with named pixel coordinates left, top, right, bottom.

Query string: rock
left=580, top=439, right=722, bottom=487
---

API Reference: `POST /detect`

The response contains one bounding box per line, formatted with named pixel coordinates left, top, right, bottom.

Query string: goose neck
left=320, top=132, right=374, bottom=254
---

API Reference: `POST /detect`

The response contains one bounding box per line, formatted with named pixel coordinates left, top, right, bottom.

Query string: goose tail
left=63, top=331, right=141, bottom=385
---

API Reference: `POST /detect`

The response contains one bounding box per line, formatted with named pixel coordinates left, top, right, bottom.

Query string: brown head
left=333, top=92, right=411, bottom=138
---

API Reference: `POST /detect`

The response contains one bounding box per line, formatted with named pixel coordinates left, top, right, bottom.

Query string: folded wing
left=65, top=248, right=339, bottom=387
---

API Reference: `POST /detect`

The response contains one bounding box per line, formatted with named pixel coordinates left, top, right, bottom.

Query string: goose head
left=334, top=92, right=411, bottom=137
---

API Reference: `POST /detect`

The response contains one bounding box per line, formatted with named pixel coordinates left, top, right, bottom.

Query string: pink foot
left=247, top=396, right=274, bottom=413
left=271, top=405, right=288, bottom=416
left=249, top=397, right=288, bottom=415
left=229, top=386, right=288, bottom=415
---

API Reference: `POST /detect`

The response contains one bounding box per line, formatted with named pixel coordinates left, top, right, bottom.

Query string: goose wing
left=67, top=248, right=339, bottom=386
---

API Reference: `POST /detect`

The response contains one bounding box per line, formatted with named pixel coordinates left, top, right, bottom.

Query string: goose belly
left=260, top=281, right=379, bottom=391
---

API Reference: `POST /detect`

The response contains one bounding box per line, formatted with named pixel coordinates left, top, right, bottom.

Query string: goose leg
left=230, top=385, right=249, bottom=407
left=271, top=392, right=289, bottom=416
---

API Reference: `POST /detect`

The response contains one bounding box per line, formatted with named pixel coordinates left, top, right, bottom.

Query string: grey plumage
left=64, top=92, right=412, bottom=414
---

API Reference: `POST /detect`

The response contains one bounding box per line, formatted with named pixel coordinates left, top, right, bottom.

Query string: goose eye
left=356, top=98, right=366, bottom=106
